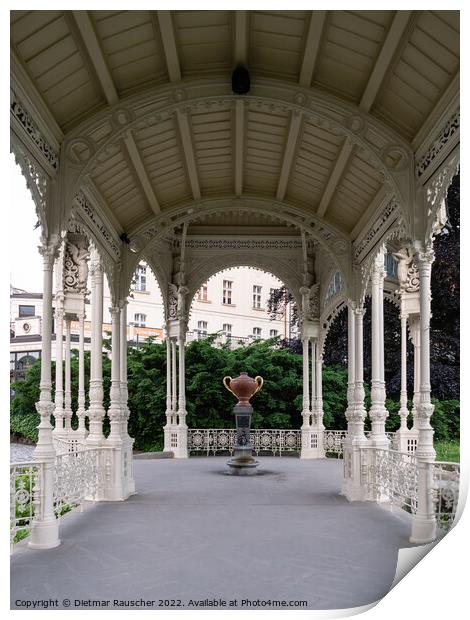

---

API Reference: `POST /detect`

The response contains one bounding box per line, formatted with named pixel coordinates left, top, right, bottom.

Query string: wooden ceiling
left=10, top=10, right=460, bottom=238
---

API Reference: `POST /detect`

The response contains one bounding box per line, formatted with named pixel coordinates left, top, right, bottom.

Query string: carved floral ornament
left=63, top=235, right=90, bottom=293
left=300, top=283, right=320, bottom=322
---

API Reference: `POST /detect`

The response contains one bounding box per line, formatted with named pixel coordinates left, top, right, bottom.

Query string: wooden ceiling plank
left=82, top=177, right=124, bottom=235
left=234, top=100, right=245, bottom=196
left=176, top=109, right=201, bottom=200
left=350, top=185, right=390, bottom=240
left=71, top=10, right=119, bottom=106
left=299, top=11, right=327, bottom=88
left=123, top=131, right=161, bottom=215
left=412, top=70, right=459, bottom=151
left=316, top=140, right=354, bottom=218
left=360, top=10, right=413, bottom=112
left=234, top=11, right=249, bottom=65
left=157, top=11, right=181, bottom=82
left=276, top=111, right=303, bottom=200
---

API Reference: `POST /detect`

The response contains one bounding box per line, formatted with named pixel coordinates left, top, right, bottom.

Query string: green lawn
left=434, top=440, right=460, bottom=462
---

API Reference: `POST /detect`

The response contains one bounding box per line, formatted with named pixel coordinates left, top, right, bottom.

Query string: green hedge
left=10, top=337, right=459, bottom=451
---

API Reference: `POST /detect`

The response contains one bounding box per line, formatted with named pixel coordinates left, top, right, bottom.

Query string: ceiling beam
left=359, top=10, right=413, bottom=112
left=176, top=109, right=201, bottom=201
left=316, top=140, right=354, bottom=218
left=157, top=11, right=181, bottom=82
left=234, top=11, right=249, bottom=65
left=123, top=131, right=161, bottom=215
left=299, top=11, right=327, bottom=88
left=234, top=100, right=245, bottom=196
left=71, top=10, right=119, bottom=106
left=350, top=185, right=390, bottom=240
left=276, top=111, right=303, bottom=201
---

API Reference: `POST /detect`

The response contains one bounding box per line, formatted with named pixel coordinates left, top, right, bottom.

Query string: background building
left=10, top=266, right=291, bottom=380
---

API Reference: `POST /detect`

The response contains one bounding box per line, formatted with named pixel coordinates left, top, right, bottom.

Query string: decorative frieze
left=10, top=92, right=58, bottom=171
left=354, top=198, right=399, bottom=264
left=181, top=238, right=303, bottom=250
left=75, top=191, right=121, bottom=259
left=416, top=109, right=459, bottom=180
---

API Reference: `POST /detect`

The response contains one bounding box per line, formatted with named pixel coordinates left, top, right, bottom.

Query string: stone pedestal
left=227, top=403, right=259, bottom=475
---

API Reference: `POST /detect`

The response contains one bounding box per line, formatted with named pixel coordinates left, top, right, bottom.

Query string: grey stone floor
left=11, top=457, right=417, bottom=611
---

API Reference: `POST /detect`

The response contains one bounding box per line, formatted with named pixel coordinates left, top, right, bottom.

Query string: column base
left=28, top=518, right=60, bottom=550
left=410, top=515, right=437, bottom=544
left=341, top=478, right=369, bottom=502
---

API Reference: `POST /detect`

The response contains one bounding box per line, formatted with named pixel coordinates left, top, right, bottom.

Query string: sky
left=9, top=153, right=43, bottom=292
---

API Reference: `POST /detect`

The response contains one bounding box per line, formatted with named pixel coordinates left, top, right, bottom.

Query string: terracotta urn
left=223, top=372, right=263, bottom=405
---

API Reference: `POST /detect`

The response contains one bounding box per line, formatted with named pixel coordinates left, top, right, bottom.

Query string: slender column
left=301, top=338, right=310, bottom=428
left=30, top=243, right=60, bottom=549
left=411, top=316, right=421, bottom=429
left=107, top=306, right=122, bottom=442
left=119, top=300, right=130, bottom=439
left=411, top=248, right=436, bottom=543
left=164, top=334, right=172, bottom=451
left=310, top=339, right=316, bottom=424
left=87, top=251, right=105, bottom=445
left=353, top=306, right=367, bottom=439
left=398, top=311, right=409, bottom=429
left=63, top=316, right=73, bottom=431
left=345, top=301, right=356, bottom=427
left=369, top=253, right=389, bottom=446
left=315, top=350, right=324, bottom=430
left=177, top=334, right=187, bottom=426
left=171, top=339, right=177, bottom=424
left=53, top=305, right=64, bottom=434
left=76, top=309, right=87, bottom=434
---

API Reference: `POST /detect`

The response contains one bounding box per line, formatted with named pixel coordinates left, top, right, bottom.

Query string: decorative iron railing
left=361, top=448, right=418, bottom=515
left=10, top=461, right=42, bottom=547
left=433, top=461, right=460, bottom=533
left=188, top=428, right=398, bottom=457
left=188, top=428, right=301, bottom=456
left=54, top=448, right=101, bottom=517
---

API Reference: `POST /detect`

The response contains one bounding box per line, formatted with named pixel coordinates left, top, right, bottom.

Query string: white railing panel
left=10, top=461, right=42, bottom=547
left=433, top=461, right=460, bottom=533
left=54, top=449, right=100, bottom=517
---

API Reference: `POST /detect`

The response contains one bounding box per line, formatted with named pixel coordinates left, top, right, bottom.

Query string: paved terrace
left=11, top=457, right=416, bottom=611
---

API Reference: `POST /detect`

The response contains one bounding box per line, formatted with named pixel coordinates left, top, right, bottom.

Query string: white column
left=164, top=335, right=172, bottom=451
left=30, top=243, right=60, bottom=549
left=411, top=248, right=437, bottom=543
left=310, top=339, right=316, bottom=424
left=176, top=330, right=188, bottom=458
left=63, top=316, right=73, bottom=432
left=353, top=306, right=368, bottom=440
left=107, top=306, right=122, bottom=443
left=53, top=306, right=64, bottom=435
left=315, top=350, right=324, bottom=430
left=301, top=338, right=310, bottom=427
left=411, top=316, right=421, bottom=429
left=345, top=301, right=356, bottom=427
left=398, top=311, right=409, bottom=429
left=87, top=252, right=105, bottom=445
left=76, top=309, right=87, bottom=436
left=369, top=253, right=389, bottom=447
left=171, top=339, right=177, bottom=424
left=119, top=300, right=131, bottom=440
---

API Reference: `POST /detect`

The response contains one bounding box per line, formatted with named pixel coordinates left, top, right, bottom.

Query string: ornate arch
left=186, top=253, right=303, bottom=311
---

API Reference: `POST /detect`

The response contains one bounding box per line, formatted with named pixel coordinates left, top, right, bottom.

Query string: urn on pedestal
left=223, top=372, right=263, bottom=475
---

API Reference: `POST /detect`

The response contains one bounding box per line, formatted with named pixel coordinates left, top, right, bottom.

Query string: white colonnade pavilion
left=10, top=10, right=459, bottom=551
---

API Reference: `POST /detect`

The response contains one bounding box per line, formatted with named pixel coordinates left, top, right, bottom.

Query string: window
left=270, top=329, right=278, bottom=338
left=252, top=327, right=262, bottom=339
left=222, top=323, right=232, bottom=339
left=222, top=280, right=233, bottom=304
left=384, top=252, right=398, bottom=278
left=197, top=321, right=208, bottom=339
left=134, top=313, right=146, bottom=327
left=134, top=264, right=147, bottom=291
left=197, top=283, right=208, bottom=301
left=252, top=285, right=262, bottom=309
left=19, top=305, right=35, bottom=318
left=324, top=272, right=343, bottom=307
left=10, top=350, right=41, bottom=382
